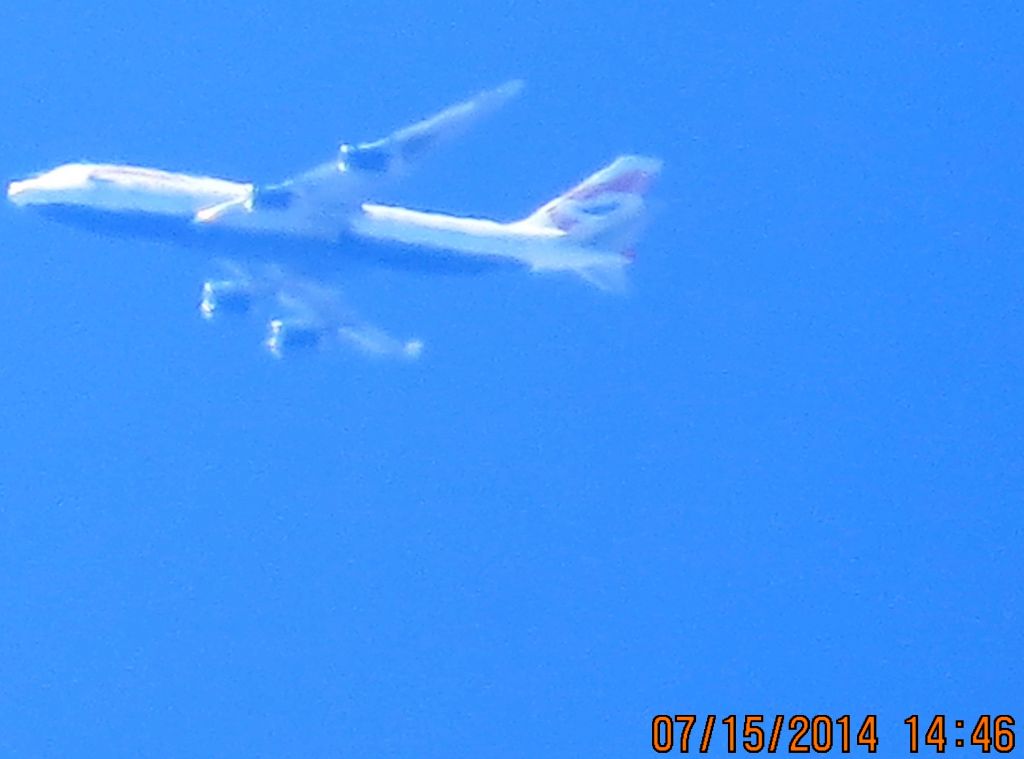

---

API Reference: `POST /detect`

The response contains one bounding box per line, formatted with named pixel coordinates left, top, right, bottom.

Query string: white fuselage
left=350, top=203, right=624, bottom=273
left=6, top=162, right=629, bottom=280
left=7, top=163, right=251, bottom=216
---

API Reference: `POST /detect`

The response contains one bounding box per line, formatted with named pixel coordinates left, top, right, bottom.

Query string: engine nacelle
left=250, top=185, right=297, bottom=211
left=199, top=279, right=254, bottom=319
left=339, top=141, right=393, bottom=174
left=264, top=318, right=330, bottom=357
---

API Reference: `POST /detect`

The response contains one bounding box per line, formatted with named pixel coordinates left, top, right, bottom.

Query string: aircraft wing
left=190, top=81, right=524, bottom=356
left=339, top=78, right=524, bottom=176
left=200, top=261, right=422, bottom=359
left=194, top=80, right=524, bottom=230
left=7, top=82, right=523, bottom=359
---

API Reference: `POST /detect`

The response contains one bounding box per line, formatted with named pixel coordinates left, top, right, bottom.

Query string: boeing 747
left=6, top=81, right=661, bottom=358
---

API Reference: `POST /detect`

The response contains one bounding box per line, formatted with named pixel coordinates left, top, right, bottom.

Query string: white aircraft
left=6, top=81, right=662, bottom=358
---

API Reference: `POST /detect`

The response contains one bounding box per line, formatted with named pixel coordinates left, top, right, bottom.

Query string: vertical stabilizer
left=523, top=155, right=662, bottom=254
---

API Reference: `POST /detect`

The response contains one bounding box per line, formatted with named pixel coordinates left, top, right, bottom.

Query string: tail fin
left=523, top=155, right=662, bottom=254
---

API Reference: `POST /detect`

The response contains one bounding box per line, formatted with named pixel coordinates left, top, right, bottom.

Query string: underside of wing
left=199, top=261, right=422, bottom=360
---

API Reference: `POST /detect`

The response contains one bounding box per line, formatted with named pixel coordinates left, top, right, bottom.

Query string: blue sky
left=0, top=2, right=1021, bottom=756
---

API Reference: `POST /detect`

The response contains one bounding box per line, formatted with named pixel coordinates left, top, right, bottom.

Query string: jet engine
left=250, top=185, right=296, bottom=211
left=339, top=142, right=393, bottom=174
left=264, top=317, right=330, bottom=357
left=199, top=279, right=255, bottom=319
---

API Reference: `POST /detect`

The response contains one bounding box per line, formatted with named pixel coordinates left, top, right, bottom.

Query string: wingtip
left=403, top=339, right=424, bottom=360
left=499, top=78, right=526, bottom=96
left=481, top=79, right=525, bottom=105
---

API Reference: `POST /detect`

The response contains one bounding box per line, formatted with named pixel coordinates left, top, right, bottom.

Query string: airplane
left=6, top=80, right=662, bottom=358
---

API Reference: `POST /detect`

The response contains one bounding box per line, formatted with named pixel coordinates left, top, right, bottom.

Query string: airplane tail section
left=521, top=155, right=661, bottom=290
left=523, top=154, right=662, bottom=253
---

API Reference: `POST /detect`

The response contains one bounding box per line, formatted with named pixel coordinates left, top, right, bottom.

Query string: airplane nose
left=7, top=180, right=29, bottom=204
left=6, top=179, right=43, bottom=206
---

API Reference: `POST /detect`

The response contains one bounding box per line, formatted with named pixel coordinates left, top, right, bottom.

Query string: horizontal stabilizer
left=574, top=263, right=630, bottom=292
